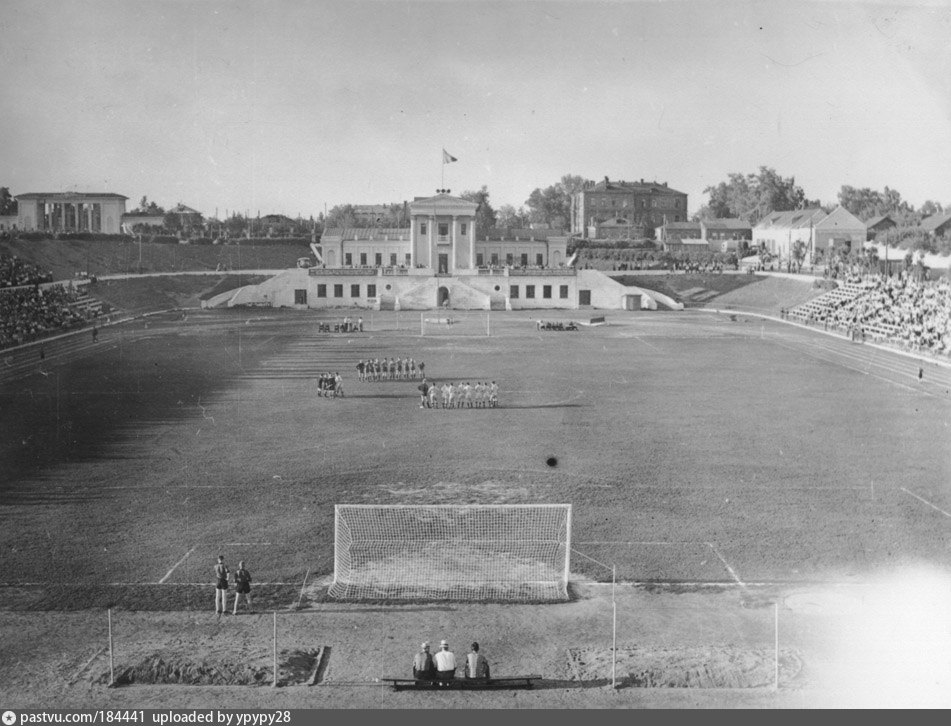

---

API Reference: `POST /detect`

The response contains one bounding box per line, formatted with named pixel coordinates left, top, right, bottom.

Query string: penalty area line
left=158, top=545, right=197, bottom=584
left=706, top=542, right=748, bottom=592
left=900, top=487, right=951, bottom=518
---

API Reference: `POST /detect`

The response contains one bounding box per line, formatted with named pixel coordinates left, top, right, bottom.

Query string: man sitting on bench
left=412, top=642, right=436, bottom=682
left=464, top=642, right=490, bottom=681
left=433, top=639, right=456, bottom=686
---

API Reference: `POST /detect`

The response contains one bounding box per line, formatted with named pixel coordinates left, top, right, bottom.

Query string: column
left=469, top=216, right=475, bottom=270
left=409, top=217, right=416, bottom=267
left=451, top=215, right=457, bottom=271
left=429, top=215, right=436, bottom=270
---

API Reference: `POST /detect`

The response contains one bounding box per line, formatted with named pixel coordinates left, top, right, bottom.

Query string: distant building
left=920, top=213, right=951, bottom=239
left=752, top=208, right=826, bottom=259
left=14, top=192, right=128, bottom=234
left=659, top=221, right=701, bottom=246
left=813, top=206, right=867, bottom=253
left=121, top=211, right=165, bottom=233
left=590, top=217, right=647, bottom=241
left=571, top=177, right=688, bottom=237
left=865, top=214, right=897, bottom=241
left=700, top=218, right=752, bottom=252
left=753, top=206, right=865, bottom=260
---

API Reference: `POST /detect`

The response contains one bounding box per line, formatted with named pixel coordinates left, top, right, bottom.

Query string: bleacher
left=69, top=288, right=104, bottom=317
left=787, top=281, right=870, bottom=325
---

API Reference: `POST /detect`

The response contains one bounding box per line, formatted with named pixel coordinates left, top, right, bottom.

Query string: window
left=526, top=285, right=535, bottom=299
left=294, top=289, right=307, bottom=305
left=405, top=253, right=411, bottom=266
left=560, top=285, right=568, bottom=299
left=345, top=253, right=353, bottom=266
left=333, top=284, right=343, bottom=298
left=420, top=222, right=427, bottom=235
left=476, top=253, right=484, bottom=266
left=506, top=253, right=514, bottom=266
left=536, top=253, right=544, bottom=266
left=438, top=222, right=449, bottom=236
left=350, top=284, right=360, bottom=298
left=375, top=253, right=382, bottom=266
left=461, top=222, right=467, bottom=236
left=317, top=284, right=327, bottom=298
left=510, top=285, right=519, bottom=299
left=390, top=253, right=397, bottom=266
left=491, top=253, right=499, bottom=265
left=359, top=252, right=367, bottom=266
left=520, top=253, right=529, bottom=267
left=543, top=285, right=552, bottom=299
left=367, top=284, right=376, bottom=297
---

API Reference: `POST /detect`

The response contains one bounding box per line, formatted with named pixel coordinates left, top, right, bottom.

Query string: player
left=446, top=382, right=456, bottom=409
left=428, top=380, right=437, bottom=409
left=488, top=381, right=499, bottom=408
left=418, top=378, right=431, bottom=409
left=473, top=381, right=485, bottom=408
left=356, top=360, right=365, bottom=382
left=461, top=382, right=472, bottom=409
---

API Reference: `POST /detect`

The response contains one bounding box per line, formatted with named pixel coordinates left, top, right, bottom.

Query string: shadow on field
left=504, top=403, right=585, bottom=410
left=533, top=678, right=608, bottom=690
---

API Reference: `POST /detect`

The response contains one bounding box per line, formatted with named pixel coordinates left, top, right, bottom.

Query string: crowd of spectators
left=0, top=284, right=94, bottom=348
left=1, top=254, right=54, bottom=288
left=811, top=273, right=951, bottom=355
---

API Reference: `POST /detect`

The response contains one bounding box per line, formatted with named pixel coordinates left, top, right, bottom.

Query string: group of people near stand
left=413, top=639, right=490, bottom=685
left=356, top=357, right=425, bottom=381
left=417, top=379, right=499, bottom=409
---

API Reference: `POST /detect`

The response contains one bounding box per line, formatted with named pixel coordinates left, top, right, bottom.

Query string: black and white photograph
left=1, top=0, right=950, bottom=713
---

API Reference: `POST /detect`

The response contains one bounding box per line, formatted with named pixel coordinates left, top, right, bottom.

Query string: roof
left=586, top=178, right=687, bottom=196
left=754, top=208, right=826, bottom=230
left=702, top=218, right=751, bottom=230
left=865, top=215, right=895, bottom=229
left=597, top=218, right=638, bottom=228
left=814, top=205, right=865, bottom=231
left=321, top=227, right=410, bottom=241
left=663, top=222, right=701, bottom=231
left=168, top=203, right=202, bottom=215
left=920, top=213, right=951, bottom=232
left=408, top=193, right=479, bottom=216
left=15, top=192, right=128, bottom=201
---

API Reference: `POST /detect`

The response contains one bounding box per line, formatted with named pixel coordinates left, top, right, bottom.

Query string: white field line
left=706, top=542, right=748, bottom=591
left=574, top=541, right=698, bottom=546
left=0, top=581, right=304, bottom=587
left=158, top=545, right=198, bottom=584
left=777, top=341, right=934, bottom=396
left=900, top=487, right=951, bottom=518
left=0, top=580, right=878, bottom=588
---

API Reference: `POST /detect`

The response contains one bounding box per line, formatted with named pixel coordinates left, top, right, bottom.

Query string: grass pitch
left=1, top=307, right=949, bottom=612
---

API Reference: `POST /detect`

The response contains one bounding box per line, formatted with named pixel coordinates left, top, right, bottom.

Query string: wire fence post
left=612, top=564, right=617, bottom=690
left=774, top=601, right=779, bottom=691
left=272, top=611, right=278, bottom=688
left=108, top=608, right=115, bottom=687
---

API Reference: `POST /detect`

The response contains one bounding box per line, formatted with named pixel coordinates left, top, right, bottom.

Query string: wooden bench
left=383, top=675, right=541, bottom=691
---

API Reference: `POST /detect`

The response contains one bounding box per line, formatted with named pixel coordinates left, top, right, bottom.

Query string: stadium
left=2, top=237, right=950, bottom=709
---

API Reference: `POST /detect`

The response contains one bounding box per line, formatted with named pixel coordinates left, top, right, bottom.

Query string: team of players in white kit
left=416, top=379, right=499, bottom=409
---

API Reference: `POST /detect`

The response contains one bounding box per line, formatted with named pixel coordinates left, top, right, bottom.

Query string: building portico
left=409, top=193, right=478, bottom=272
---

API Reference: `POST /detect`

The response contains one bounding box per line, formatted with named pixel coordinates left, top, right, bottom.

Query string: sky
left=2, top=0, right=950, bottom=219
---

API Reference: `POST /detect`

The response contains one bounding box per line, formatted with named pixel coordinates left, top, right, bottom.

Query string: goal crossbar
left=330, top=504, right=571, bottom=601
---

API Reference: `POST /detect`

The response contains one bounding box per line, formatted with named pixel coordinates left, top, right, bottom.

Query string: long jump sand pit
left=568, top=645, right=802, bottom=688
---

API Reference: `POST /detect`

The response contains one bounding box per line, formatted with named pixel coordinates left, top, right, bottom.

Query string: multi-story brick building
left=570, top=177, right=688, bottom=238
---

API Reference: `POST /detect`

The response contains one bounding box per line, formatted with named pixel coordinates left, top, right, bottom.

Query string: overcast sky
left=2, top=0, right=950, bottom=218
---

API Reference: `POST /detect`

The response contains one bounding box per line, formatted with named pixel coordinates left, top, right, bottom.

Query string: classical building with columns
left=207, top=190, right=672, bottom=311
left=14, top=192, right=128, bottom=235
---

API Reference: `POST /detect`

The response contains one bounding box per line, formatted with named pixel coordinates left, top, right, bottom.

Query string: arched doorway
left=437, top=286, right=450, bottom=308
left=326, top=249, right=336, bottom=267
left=552, top=250, right=562, bottom=267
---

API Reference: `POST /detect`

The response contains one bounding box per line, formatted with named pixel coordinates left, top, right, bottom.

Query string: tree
left=791, top=240, right=807, bottom=273
left=460, top=186, right=496, bottom=239
left=0, top=187, right=17, bottom=215
left=496, top=204, right=530, bottom=229
left=324, top=204, right=358, bottom=230
left=525, top=174, right=593, bottom=228
left=837, top=185, right=914, bottom=222
left=137, top=196, right=164, bottom=214
left=920, top=200, right=944, bottom=218
left=701, top=167, right=806, bottom=224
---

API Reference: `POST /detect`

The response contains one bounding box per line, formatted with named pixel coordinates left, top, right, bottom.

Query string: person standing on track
left=214, top=555, right=230, bottom=619
left=232, top=560, right=253, bottom=614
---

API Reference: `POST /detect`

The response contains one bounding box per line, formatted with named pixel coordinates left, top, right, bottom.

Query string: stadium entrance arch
left=437, top=286, right=450, bottom=307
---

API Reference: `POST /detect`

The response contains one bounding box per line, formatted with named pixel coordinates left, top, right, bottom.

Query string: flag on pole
left=442, top=149, right=458, bottom=164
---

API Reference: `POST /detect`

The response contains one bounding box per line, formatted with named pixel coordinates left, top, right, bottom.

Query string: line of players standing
left=418, top=380, right=498, bottom=409
left=357, top=357, right=424, bottom=382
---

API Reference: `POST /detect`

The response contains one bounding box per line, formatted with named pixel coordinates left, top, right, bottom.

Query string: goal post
left=329, top=504, right=572, bottom=601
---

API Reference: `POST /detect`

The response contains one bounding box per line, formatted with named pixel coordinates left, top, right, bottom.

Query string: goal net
left=420, top=311, right=490, bottom=336
left=329, top=504, right=571, bottom=601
